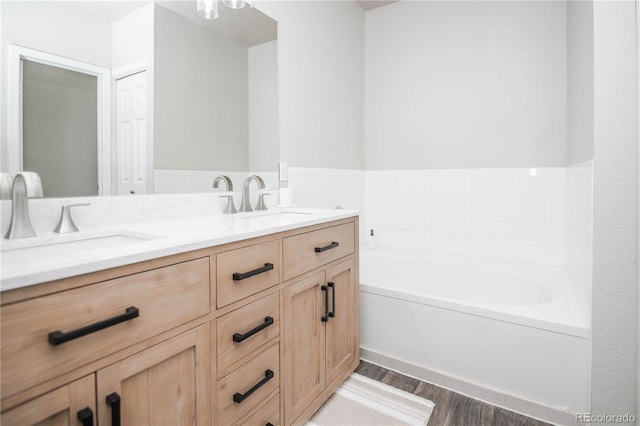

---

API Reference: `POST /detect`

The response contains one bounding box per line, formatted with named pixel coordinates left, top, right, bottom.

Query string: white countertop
left=1, top=207, right=359, bottom=291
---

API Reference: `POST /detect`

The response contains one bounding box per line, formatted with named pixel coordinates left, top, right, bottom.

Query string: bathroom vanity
left=0, top=210, right=359, bottom=426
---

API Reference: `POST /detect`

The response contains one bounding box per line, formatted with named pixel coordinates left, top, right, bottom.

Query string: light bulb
left=223, top=0, right=246, bottom=9
left=197, top=0, right=219, bottom=19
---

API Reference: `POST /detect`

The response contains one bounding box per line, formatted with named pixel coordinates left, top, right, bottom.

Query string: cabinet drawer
left=217, top=240, right=280, bottom=308
left=1, top=258, right=210, bottom=398
left=234, top=392, right=280, bottom=426
left=283, top=222, right=355, bottom=281
left=217, top=292, right=280, bottom=376
left=218, top=343, right=279, bottom=426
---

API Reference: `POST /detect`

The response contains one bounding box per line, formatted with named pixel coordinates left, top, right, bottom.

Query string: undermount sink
left=1, top=231, right=161, bottom=262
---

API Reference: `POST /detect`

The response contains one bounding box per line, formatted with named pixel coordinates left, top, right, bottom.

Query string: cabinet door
left=325, top=259, right=358, bottom=385
left=282, top=272, right=326, bottom=425
left=97, top=324, right=211, bottom=426
left=1, top=375, right=95, bottom=426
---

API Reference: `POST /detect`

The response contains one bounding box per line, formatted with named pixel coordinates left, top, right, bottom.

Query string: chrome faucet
left=213, top=175, right=237, bottom=214
left=239, top=175, right=266, bottom=212
left=4, top=172, right=44, bottom=239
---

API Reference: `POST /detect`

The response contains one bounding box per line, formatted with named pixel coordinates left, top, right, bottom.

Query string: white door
left=116, top=71, right=147, bottom=195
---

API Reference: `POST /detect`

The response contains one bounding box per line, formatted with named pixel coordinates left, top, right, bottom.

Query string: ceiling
left=59, top=1, right=276, bottom=47
left=355, top=0, right=401, bottom=11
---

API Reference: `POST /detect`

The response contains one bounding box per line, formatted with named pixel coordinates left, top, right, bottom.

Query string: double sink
left=1, top=210, right=315, bottom=266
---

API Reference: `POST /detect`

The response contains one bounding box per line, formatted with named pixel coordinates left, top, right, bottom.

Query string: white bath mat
left=307, top=373, right=435, bottom=426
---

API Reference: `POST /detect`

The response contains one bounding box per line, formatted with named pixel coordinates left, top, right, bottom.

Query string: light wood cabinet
left=217, top=240, right=280, bottom=308
left=217, top=343, right=280, bottom=425
left=325, top=259, right=358, bottom=385
left=282, top=272, right=327, bottom=423
left=217, top=292, right=280, bottom=376
left=1, top=375, right=95, bottom=426
left=1, top=258, right=210, bottom=399
left=1, top=217, right=359, bottom=426
left=97, top=324, right=211, bottom=426
left=282, top=222, right=355, bottom=281
left=282, top=256, right=359, bottom=425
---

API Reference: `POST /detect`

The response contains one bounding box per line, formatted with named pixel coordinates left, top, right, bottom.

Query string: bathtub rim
left=359, top=246, right=590, bottom=338
left=360, top=284, right=589, bottom=338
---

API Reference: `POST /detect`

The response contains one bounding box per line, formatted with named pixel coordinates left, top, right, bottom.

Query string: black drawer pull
left=266, top=423, right=274, bottom=426
left=328, top=282, right=335, bottom=318
left=77, top=407, right=94, bottom=426
left=315, top=242, right=339, bottom=253
left=233, top=263, right=274, bottom=281
left=48, top=307, right=139, bottom=346
left=233, top=316, right=274, bottom=342
left=321, top=285, right=329, bottom=322
left=233, top=369, right=274, bottom=404
left=106, top=392, right=121, bottom=426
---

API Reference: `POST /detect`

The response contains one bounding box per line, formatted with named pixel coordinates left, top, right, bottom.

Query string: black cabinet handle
left=328, top=282, right=335, bottom=318
left=321, top=285, right=329, bottom=322
left=315, top=242, right=339, bottom=253
left=233, top=263, right=274, bottom=281
left=266, top=423, right=274, bottom=426
left=106, top=392, right=121, bottom=426
left=233, top=369, right=274, bottom=404
left=233, top=317, right=274, bottom=342
left=77, top=407, right=94, bottom=426
left=48, top=307, right=139, bottom=346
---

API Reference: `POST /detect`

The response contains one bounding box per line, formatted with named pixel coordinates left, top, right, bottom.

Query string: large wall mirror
left=0, top=1, right=278, bottom=198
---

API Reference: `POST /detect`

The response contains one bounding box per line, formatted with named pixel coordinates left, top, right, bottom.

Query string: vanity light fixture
left=197, top=0, right=246, bottom=20
left=223, top=0, right=246, bottom=9
left=197, top=0, right=219, bottom=19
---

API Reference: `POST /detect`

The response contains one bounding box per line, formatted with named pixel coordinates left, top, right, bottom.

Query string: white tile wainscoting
left=1, top=164, right=592, bottom=272
left=365, top=167, right=573, bottom=265
left=565, top=160, right=594, bottom=323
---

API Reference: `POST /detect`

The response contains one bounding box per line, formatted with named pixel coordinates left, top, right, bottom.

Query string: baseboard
left=360, top=347, right=576, bottom=426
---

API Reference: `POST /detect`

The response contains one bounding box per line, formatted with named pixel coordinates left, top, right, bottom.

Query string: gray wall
left=364, top=1, right=568, bottom=170
left=23, top=60, right=98, bottom=197
left=153, top=5, right=249, bottom=171
left=249, top=40, right=279, bottom=172
left=567, top=1, right=594, bottom=165
left=591, top=0, right=638, bottom=417
left=255, top=1, right=365, bottom=170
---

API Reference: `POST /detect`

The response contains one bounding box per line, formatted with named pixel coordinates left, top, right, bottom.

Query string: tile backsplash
left=287, top=167, right=366, bottom=239
left=2, top=164, right=592, bottom=270
left=564, top=160, right=593, bottom=322
left=364, top=167, right=568, bottom=264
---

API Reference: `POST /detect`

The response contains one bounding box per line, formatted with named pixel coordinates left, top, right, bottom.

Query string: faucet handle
left=218, top=195, right=238, bottom=214
left=54, top=203, right=90, bottom=234
left=256, top=193, right=270, bottom=211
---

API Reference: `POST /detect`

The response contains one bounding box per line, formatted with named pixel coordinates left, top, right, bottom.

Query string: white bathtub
left=359, top=246, right=590, bottom=424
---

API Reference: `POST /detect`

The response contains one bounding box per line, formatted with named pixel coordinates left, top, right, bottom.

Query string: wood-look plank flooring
left=355, top=360, right=553, bottom=426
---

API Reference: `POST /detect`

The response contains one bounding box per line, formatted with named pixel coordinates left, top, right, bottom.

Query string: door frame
left=7, top=44, right=112, bottom=195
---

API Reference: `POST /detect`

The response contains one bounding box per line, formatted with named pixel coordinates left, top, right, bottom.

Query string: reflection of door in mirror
left=22, top=60, right=98, bottom=197
left=116, top=71, right=148, bottom=196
